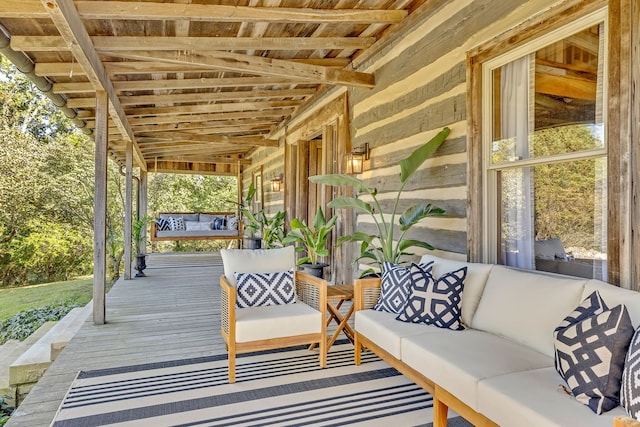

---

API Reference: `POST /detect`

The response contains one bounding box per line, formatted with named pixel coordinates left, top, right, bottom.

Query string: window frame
left=465, top=0, right=625, bottom=284
left=481, top=9, right=609, bottom=264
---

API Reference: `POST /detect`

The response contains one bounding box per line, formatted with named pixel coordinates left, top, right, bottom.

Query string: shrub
left=0, top=302, right=79, bottom=345
left=0, top=395, right=14, bottom=426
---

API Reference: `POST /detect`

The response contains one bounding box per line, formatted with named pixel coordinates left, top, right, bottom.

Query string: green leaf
left=400, top=127, right=450, bottom=183
left=397, top=239, right=435, bottom=252
left=309, top=174, right=373, bottom=194
left=327, top=196, right=373, bottom=214
left=399, top=203, right=446, bottom=230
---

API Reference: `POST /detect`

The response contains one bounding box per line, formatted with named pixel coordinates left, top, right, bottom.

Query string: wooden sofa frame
left=353, top=277, right=499, bottom=427
left=354, top=278, right=640, bottom=427
left=150, top=211, right=242, bottom=242
left=220, top=270, right=327, bottom=383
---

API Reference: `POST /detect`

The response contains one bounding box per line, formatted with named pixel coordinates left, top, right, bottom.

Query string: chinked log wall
left=347, top=0, right=532, bottom=260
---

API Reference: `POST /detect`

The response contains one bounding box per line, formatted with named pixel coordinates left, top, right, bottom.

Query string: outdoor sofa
left=354, top=253, right=640, bottom=427
left=150, top=212, right=241, bottom=242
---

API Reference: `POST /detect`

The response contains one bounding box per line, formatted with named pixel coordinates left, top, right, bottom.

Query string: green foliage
left=260, top=210, right=286, bottom=249
left=0, top=395, right=14, bottom=426
left=0, top=278, right=93, bottom=323
left=132, top=215, right=154, bottom=254
left=0, top=302, right=79, bottom=345
left=282, top=207, right=338, bottom=266
left=310, top=128, right=450, bottom=276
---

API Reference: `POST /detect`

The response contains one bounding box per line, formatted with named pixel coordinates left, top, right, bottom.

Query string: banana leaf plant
left=282, top=207, right=338, bottom=266
left=309, top=127, right=450, bottom=276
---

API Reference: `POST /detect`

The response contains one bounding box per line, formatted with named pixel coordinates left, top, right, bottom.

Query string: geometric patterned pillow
left=621, top=327, right=640, bottom=420
left=167, top=216, right=185, bottom=231
left=155, top=217, right=170, bottom=231
left=554, top=293, right=634, bottom=414
left=373, top=261, right=433, bottom=314
left=212, top=216, right=226, bottom=230
left=554, top=291, right=608, bottom=372
left=395, top=263, right=466, bottom=330
left=227, top=215, right=238, bottom=231
left=234, top=270, right=296, bottom=308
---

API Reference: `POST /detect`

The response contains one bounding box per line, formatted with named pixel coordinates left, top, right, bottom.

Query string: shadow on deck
left=7, top=252, right=226, bottom=427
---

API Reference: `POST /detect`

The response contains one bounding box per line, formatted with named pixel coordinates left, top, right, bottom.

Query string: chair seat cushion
left=401, top=329, right=553, bottom=409
left=355, top=309, right=445, bottom=359
left=477, top=367, right=628, bottom=427
left=235, top=302, right=321, bottom=343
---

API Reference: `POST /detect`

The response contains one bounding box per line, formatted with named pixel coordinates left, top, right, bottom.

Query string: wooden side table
left=310, top=284, right=355, bottom=351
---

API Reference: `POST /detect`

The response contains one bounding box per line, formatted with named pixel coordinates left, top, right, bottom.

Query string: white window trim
left=480, top=7, right=609, bottom=263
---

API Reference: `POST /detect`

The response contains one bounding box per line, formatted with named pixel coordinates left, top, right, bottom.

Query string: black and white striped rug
left=51, top=343, right=464, bottom=426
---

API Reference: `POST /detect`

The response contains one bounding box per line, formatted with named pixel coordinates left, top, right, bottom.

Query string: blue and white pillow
left=374, top=262, right=433, bottom=314
left=167, top=216, right=185, bottom=231
left=396, top=263, right=466, bottom=330
left=212, top=216, right=226, bottom=230
left=554, top=291, right=634, bottom=414
left=621, top=327, right=640, bottom=419
left=156, top=217, right=170, bottom=231
left=227, top=215, right=238, bottom=231
left=234, top=270, right=296, bottom=308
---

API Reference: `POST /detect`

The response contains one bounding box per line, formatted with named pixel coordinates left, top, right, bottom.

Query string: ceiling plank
left=36, top=58, right=351, bottom=77
left=137, top=132, right=279, bottom=147
left=40, top=0, right=145, bottom=170
left=74, top=3, right=407, bottom=24
left=104, top=50, right=375, bottom=88
left=67, top=88, right=315, bottom=108
left=0, top=1, right=407, bottom=24
left=124, top=100, right=302, bottom=117
left=12, top=35, right=375, bottom=52
left=131, top=120, right=277, bottom=133
left=84, top=108, right=293, bottom=126
left=54, top=76, right=304, bottom=94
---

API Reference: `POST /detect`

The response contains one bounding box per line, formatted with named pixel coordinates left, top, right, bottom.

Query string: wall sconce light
left=271, top=176, right=283, bottom=192
left=345, top=143, right=370, bottom=174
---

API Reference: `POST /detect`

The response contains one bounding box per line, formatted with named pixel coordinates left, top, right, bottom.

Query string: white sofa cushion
left=401, top=329, right=553, bottom=409
left=355, top=309, right=444, bottom=359
left=583, top=279, right=640, bottom=328
left=470, top=265, right=587, bottom=357
left=235, top=303, right=320, bottom=343
left=477, top=367, right=628, bottom=427
left=419, top=254, right=493, bottom=325
left=221, top=246, right=295, bottom=286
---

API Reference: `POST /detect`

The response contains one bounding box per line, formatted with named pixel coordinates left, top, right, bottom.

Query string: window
left=482, top=11, right=607, bottom=280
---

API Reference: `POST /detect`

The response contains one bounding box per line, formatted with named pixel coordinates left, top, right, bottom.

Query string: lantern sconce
left=345, top=142, right=370, bottom=174
left=271, top=175, right=284, bottom=192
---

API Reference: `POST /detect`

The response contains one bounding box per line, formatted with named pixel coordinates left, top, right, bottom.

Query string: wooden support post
left=124, top=139, right=133, bottom=280
left=139, top=169, right=148, bottom=255
left=93, top=90, right=108, bottom=325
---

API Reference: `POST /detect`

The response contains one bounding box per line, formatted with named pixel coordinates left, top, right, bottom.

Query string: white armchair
left=220, top=246, right=327, bottom=383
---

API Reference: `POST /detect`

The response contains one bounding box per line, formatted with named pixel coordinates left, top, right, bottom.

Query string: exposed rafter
left=40, top=0, right=145, bottom=170
left=104, top=50, right=375, bottom=88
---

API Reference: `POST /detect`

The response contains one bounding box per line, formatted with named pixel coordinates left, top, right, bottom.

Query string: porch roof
left=0, top=0, right=424, bottom=175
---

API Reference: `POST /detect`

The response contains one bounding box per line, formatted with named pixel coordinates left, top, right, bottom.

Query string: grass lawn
left=0, top=277, right=94, bottom=323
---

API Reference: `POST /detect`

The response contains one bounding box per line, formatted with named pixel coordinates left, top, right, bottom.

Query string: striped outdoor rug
left=51, top=343, right=465, bottom=426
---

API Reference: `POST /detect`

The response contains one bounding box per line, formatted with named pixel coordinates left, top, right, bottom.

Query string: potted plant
left=260, top=210, right=286, bottom=249
left=282, top=206, right=338, bottom=278
left=309, top=127, right=450, bottom=277
left=132, top=215, right=153, bottom=277
left=236, top=182, right=263, bottom=249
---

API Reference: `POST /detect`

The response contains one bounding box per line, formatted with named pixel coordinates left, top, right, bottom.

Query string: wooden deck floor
left=7, top=252, right=229, bottom=427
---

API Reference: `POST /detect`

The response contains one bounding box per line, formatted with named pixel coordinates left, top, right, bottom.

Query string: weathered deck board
left=6, top=252, right=353, bottom=427
left=7, top=252, right=226, bottom=427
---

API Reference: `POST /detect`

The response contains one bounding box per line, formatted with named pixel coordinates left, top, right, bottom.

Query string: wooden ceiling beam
left=137, top=132, right=279, bottom=147
left=153, top=156, right=251, bottom=165
left=104, top=50, right=375, bottom=88
left=66, top=88, right=315, bottom=108
left=135, top=124, right=274, bottom=135
left=131, top=119, right=278, bottom=133
left=54, top=77, right=303, bottom=94
left=40, top=0, right=145, bottom=170
left=12, top=36, right=375, bottom=52
left=0, top=1, right=407, bottom=23
left=36, top=58, right=350, bottom=77
left=128, top=109, right=294, bottom=126
left=124, top=100, right=301, bottom=117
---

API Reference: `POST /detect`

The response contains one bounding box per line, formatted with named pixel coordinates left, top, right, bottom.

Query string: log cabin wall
left=242, top=0, right=639, bottom=286
left=346, top=0, right=539, bottom=263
